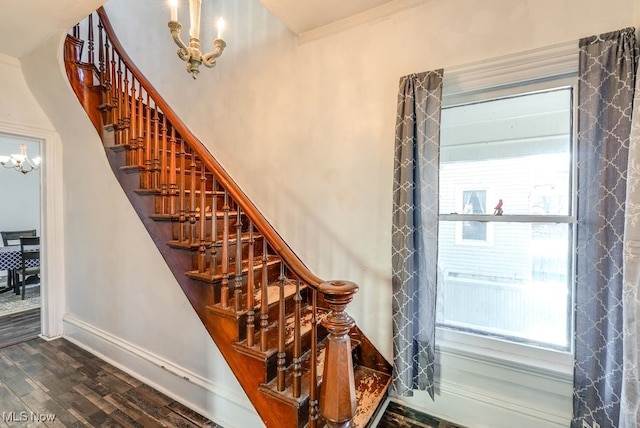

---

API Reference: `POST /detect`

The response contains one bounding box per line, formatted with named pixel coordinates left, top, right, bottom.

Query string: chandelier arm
left=202, top=39, right=226, bottom=68
left=0, top=144, right=40, bottom=173
left=168, top=21, right=190, bottom=61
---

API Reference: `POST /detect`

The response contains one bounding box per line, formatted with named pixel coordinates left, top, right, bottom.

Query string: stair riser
left=236, top=285, right=315, bottom=342
left=170, top=214, right=252, bottom=243
left=152, top=187, right=231, bottom=214
left=190, top=239, right=266, bottom=272
left=211, top=262, right=282, bottom=308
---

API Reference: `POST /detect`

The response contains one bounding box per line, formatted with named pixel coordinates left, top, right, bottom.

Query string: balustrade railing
left=68, top=8, right=359, bottom=427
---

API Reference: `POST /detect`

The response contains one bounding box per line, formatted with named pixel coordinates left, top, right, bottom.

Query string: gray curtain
left=391, top=70, right=443, bottom=398
left=621, top=33, right=640, bottom=428
left=574, top=27, right=638, bottom=428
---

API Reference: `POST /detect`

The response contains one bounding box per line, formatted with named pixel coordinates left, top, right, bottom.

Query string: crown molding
left=0, top=52, right=20, bottom=68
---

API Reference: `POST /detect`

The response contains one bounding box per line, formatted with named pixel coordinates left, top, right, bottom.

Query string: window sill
left=436, top=327, right=573, bottom=380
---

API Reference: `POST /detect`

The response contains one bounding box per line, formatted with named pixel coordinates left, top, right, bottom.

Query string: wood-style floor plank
left=0, top=337, right=222, bottom=427
left=0, top=308, right=40, bottom=350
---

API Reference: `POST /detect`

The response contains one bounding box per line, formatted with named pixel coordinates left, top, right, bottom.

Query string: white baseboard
left=62, top=314, right=264, bottom=428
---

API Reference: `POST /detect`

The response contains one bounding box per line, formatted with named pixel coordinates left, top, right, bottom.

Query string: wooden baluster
left=169, top=126, right=178, bottom=218
left=209, top=176, right=218, bottom=281
left=293, top=279, right=302, bottom=398
left=122, top=67, right=131, bottom=160
left=129, top=78, right=138, bottom=165
left=103, top=34, right=113, bottom=127
left=159, top=115, right=168, bottom=214
left=97, top=20, right=105, bottom=85
left=114, top=57, right=123, bottom=145
left=234, top=207, right=243, bottom=312
left=260, top=239, right=269, bottom=352
left=308, top=289, right=319, bottom=428
left=178, top=138, right=187, bottom=242
left=104, top=29, right=111, bottom=88
left=198, top=164, right=207, bottom=273
left=319, top=281, right=359, bottom=428
left=189, top=152, right=197, bottom=246
left=137, top=83, right=145, bottom=171
left=152, top=105, right=160, bottom=191
left=143, top=94, right=153, bottom=188
left=140, top=94, right=149, bottom=187
left=88, top=14, right=94, bottom=66
left=246, top=223, right=255, bottom=347
left=220, top=190, right=230, bottom=309
left=277, top=264, right=287, bottom=392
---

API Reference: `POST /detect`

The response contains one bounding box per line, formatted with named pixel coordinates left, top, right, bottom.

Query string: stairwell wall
left=19, top=24, right=263, bottom=428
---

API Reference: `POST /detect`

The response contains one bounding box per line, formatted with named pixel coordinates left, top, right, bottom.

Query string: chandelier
left=168, top=0, right=226, bottom=79
left=0, top=144, right=41, bottom=174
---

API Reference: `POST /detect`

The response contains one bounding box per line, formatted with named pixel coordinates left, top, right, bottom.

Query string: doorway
left=0, top=134, right=42, bottom=346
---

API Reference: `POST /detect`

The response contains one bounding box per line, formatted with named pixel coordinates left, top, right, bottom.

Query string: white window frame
left=436, top=42, right=578, bottom=373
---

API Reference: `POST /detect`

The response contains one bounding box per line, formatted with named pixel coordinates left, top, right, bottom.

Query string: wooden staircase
left=64, top=8, right=391, bottom=428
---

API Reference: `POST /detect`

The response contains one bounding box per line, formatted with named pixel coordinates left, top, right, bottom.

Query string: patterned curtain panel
left=391, top=70, right=443, bottom=398
left=622, top=41, right=640, bottom=428
left=574, top=27, right=638, bottom=428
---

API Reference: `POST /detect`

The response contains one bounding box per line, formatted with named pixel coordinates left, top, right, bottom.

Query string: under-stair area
left=63, top=8, right=392, bottom=428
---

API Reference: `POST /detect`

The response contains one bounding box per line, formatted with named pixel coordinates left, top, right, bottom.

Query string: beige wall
left=17, top=0, right=640, bottom=427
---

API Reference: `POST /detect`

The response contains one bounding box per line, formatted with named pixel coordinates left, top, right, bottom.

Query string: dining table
left=0, top=244, right=40, bottom=294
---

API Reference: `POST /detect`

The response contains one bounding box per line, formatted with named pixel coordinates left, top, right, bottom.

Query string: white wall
left=13, top=0, right=640, bottom=427
left=0, top=135, right=41, bottom=240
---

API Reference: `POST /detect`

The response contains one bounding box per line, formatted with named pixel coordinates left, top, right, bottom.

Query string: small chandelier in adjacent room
left=0, top=144, right=41, bottom=174
left=168, top=0, right=226, bottom=79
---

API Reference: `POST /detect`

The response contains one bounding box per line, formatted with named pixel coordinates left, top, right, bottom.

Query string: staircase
left=64, top=8, right=391, bottom=428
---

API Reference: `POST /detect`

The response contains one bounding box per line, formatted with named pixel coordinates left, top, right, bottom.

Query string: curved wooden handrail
left=96, top=8, right=324, bottom=288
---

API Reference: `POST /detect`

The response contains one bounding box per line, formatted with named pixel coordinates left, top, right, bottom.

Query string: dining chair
left=0, top=229, right=37, bottom=290
left=18, top=236, right=40, bottom=300
left=1, top=229, right=37, bottom=246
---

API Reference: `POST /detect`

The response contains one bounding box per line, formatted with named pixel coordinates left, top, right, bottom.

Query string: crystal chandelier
left=168, top=0, right=226, bottom=79
left=0, top=144, right=41, bottom=174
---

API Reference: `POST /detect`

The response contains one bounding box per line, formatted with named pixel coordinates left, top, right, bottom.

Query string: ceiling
left=258, top=0, right=425, bottom=37
left=0, top=0, right=106, bottom=59
left=0, top=0, right=423, bottom=60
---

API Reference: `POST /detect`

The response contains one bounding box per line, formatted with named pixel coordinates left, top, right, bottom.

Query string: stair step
left=258, top=340, right=390, bottom=428
left=186, top=255, right=280, bottom=283
left=166, top=230, right=260, bottom=250
left=350, top=365, right=392, bottom=428
left=149, top=209, right=242, bottom=223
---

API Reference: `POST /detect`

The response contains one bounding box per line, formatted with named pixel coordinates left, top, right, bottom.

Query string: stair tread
left=351, top=365, right=393, bottom=428
left=243, top=305, right=324, bottom=355
left=187, top=255, right=280, bottom=282
left=258, top=342, right=390, bottom=428
left=167, top=230, right=261, bottom=250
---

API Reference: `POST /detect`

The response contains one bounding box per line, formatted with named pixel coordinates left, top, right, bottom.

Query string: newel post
left=318, top=280, right=359, bottom=428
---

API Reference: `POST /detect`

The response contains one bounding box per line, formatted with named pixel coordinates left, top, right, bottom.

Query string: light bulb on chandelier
left=0, top=144, right=41, bottom=174
left=168, top=0, right=226, bottom=79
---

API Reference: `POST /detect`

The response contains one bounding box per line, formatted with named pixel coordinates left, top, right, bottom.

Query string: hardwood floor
left=378, top=400, right=465, bottom=428
left=0, top=308, right=40, bottom=349
left=0, top=337, right=221, bottom=427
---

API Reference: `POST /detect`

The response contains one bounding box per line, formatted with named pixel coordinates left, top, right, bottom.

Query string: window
left=461, top=189, right=487, bottom=241
left=436, top=82, right=575, bottom=352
